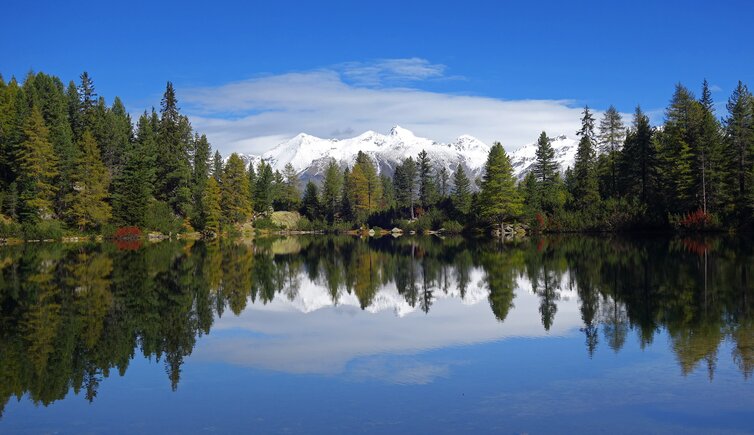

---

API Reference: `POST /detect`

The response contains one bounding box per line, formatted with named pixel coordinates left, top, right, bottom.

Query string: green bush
left=145, top=200, right=182, bottom=234
left=22, top=219, right=64, bottom=240
left=253, top=217, right=280, bottom=230
left=0, top=220, right=23, bottom=238
left=441, top=220, right=463, bottom=234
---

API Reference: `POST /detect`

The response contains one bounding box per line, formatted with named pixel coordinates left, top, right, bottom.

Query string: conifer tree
left=479, top=142, right=522, bottom=232
left=191, top=133, right=211, bottom=229
left=417, top=149, right=435, bottom=208
left=598, top=106, right=625, bottom=197
left=156, top=82, right=193, bottom=217
left=221, top=154, right=252, bottom=224
left=247, top=161, right=256, bottom=200
left=16, top=106, right=58, bottom=221
left=723, top=81, right=754, bottom=220
left=202, top=176, right=221, bottom=234
left=321, top=159, right=343, bottom=223
left=281, top=163, right=301, bottom=210
left=76, top=71, right=97, bottom=138
left=380, top=174, right=395, bottom=210
left=697, top=80, right=725, bottom=214
left=340, top=167, right=353, bottom=222
left=65, top=131, right=111, bottom=230
left=571, top=106, right=600, bottom=210
left=111, top=111, right=156, bottom=226
left=212, top=150, right=223, bottom=183
left=301, top=181, right=320, bottom=220
left=619, top=106, right=656, bottom=205
left=451, top=163, right=471, bottom=216
left=658, top=84, right=699, bottom=214
left=253, top=161, right=274, bottom=215
left=394, top=156, right=418, bottom=218
left=435, top=166, right=449, bottom=199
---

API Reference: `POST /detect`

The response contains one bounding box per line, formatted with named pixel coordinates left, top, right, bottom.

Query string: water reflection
left=0, top=236, right=752, bottom=414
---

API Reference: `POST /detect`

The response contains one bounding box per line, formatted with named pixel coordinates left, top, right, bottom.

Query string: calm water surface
left=0, top=236, right=753, bottom=434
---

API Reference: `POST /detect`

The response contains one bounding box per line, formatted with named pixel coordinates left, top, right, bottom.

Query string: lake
left=0, top=235, right=753, bottom=434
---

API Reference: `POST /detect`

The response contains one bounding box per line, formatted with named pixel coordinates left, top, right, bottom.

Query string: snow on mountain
left=235, top=127, right=576, bottom=183
left=508, top=134, right=578, bottom=180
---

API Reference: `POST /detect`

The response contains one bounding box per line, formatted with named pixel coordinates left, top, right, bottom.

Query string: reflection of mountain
left=0, top=235, right=753, bottom=412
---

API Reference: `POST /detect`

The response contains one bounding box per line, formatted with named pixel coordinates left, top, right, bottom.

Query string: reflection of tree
left=2, top=234, right=754, bottom=414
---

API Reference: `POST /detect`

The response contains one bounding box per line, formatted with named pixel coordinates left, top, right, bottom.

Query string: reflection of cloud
left=346, top=357, right=452, bottom=385
left=181, top=59, right=590, bottom=155
left=192, top=273, right=584, bottom=381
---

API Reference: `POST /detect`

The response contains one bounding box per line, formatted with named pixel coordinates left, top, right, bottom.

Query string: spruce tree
left=658, top=84, right=699, bottom=214
left=156, top=82, right=193, bottom=217
left=65, top=131, right=111, bottom=230
left=417, top=149, right=435, bottom=208
left=394, top=156, right=418, bottom=218
left=192, top=133, right=211, bottom=229
left=212, top=150, right=223, bottom=183
left=321, top=159, right=343, bottom=223
left=16, top=106, right=59, bottom=221
left=253, top=161, right=274, bottom=214
left=697, top=80, right=725, bottom=214
left=221, top=154, right=252, bottom=224
left=300, top=181, right=320, bottom=220
left=202, top=176, right=221, bottom=234
left=619, top=106, right=656, bottom=205
left=282, top=163, right=301, bottom=210
left=451, top=163, right=471, bottom=216
left=247, top=161, right=256, bottom=201
left=111, top=111, right=156, bottom=227
left=76, top=71, right=97, bottom=138
left=479, top=142, right=522, bottom=232
left=571, top=106, right=600, bottom=211
left=435, top=166, right=449, bottom=199
left=723, top=81, right=754, bottom=220
left=598, top=106, right=625, bottom=197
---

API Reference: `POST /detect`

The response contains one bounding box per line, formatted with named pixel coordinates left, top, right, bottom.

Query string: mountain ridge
left=233, top=127, right=577, bottom=182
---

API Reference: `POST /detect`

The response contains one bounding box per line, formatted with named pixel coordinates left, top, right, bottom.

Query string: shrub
left=441, top=220, right=463, bottom=234
left=22, top=219, right=64, bottom=241
left=113, top=226, right=142, bottom=240
left=0, top=220, right=22, bottom=238
left=145, top=200, right=181, bottom=234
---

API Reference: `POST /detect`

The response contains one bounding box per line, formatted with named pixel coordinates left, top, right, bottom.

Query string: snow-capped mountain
left=236, top=127, right=576, bottom=183
left=508, top=135, right=578, bottom=180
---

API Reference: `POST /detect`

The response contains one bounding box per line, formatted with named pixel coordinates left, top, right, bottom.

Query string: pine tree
left=247, top=161, right=256, bottom=201
left=253, top=161, right=274, bottom=214
left=202, top=176, right=221, bottom=234
left=435, top=166, right=449, bottom=199
left=191, top=133, right=212, bottom=229
left=212, top=150, right=223, bottom=182
left=697, top=80, right=725, bottom=214
left=451, top=163, right=471, bottom=216
left=340, top=167, right=353, bottom=222
left=111, top=111, right=156, bottom=227
left=16, top=106, right=58, bottom=221
left=479, top=142, right=523, bottom=232
left=571, top=106, right=600, bottom=210
left=723, top=81, right=754, bottom=220
left=619, top=106, right=656, bottom=205
left=221, top=154, right=252, bottom=224
left=300, top=181, right=320, bottom=220
left=380, top=174, right=395, bottom=210
left=155, top=82, right=193, bottom=217
left=282, top=163, right=301, bottom=210
left=598, top=106, right=625, bottom=197
left=321, top=159, right=343, bottom=223
left=658, top=84, right=700, bottom=214
left=394, top=156, right=418, bottom=218
left=417, top=149, right=435, bottom=208
left=65, top=131, right=111, bottom=230
left=76, top=72, right=97, bottom=138
left=347, top=152, right=382, bottom=223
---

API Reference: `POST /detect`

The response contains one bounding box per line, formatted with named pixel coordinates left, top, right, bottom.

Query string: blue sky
left=2, top=0, right=753, bottom=153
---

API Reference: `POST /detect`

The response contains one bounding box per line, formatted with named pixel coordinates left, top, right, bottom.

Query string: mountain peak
left=389, top=125, right=415, bottom=138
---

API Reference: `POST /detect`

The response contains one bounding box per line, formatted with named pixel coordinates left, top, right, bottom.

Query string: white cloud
left=181, top=59, right=591, bottom=156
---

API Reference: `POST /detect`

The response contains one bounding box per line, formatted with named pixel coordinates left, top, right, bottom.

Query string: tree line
left=1, top=72, right=753, bottom=237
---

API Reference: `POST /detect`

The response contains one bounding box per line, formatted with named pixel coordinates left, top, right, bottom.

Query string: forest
left=1, top=71, right=753, bottom=239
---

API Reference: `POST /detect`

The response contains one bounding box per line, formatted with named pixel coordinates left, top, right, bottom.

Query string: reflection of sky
left=192, top=271, right=583, bottom=380
left=5, top=266, right=754, bottom=434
